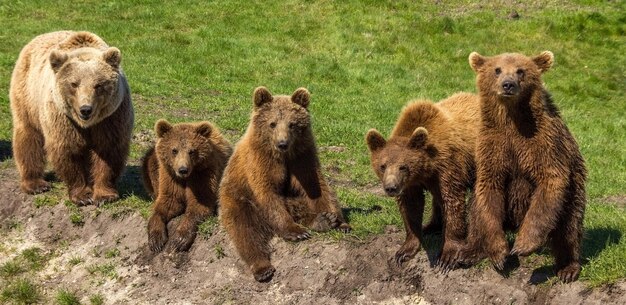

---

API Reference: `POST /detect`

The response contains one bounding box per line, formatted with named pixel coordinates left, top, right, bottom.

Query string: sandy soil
left=1, top=168, right=624, bottom=305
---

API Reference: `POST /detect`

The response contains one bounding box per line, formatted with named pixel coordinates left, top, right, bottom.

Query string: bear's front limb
left=170, top=186, right=217, bottom=251
left=147, top=195, right=185, bottom=252
left=220, top=196, right=275, bottom=282
left=394, top=187, right=425, bottom=267
left=49, top=149, right=93, bottom=205
left=90, top=114, right=131, bottom=206
left=13, top=123, right=50, bottom=194
left=254, top=184, right=310, bottom=242
left=550, top=204, right=584, bottom=283
left=437, top=181, right=468, bottom=269
left=473, top=178, right=508, bottom=270
left=511, top=176, right=567, bottom=257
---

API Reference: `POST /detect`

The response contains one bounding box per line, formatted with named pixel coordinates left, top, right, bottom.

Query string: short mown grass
left=0, top=0, right=624, bottom=289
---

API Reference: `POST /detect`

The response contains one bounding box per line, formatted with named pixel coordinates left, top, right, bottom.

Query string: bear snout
left=384, top=184, right=400, bottom=196
left=276, top=140, right=289, bottom=151
left=79, top=105, right=93, bottom=120
left=177, top=166, right=189, bottom=177
left=500, top=79, right=519, bottom=96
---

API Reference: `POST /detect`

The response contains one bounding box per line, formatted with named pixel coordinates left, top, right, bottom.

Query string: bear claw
left=253, top=266, right=276, bottom=282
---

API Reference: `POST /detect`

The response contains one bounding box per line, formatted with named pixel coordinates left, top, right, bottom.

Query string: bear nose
left=79, top=105, right=93, bottom=118
left=502, top=81, right=516, bottom=92
left=277, top=141, right=288, bottom=150
left=384, top=185, right=398, bottom=196
left=177, top=167, right=189, bottom=175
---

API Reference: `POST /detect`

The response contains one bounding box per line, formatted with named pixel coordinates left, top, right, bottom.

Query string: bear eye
left=495, top=68, right=502, bottom=75
left=516, top=69, right=524, bottom=77
left=269, top=122, right=277, bottom=129
left=288, top=122, right=295, bottom=129
left=189, top=149, right=197, bottom=156
left=399, top=165, right=408, bottom=171
left=172, top=148, right=178, bottom=155
left=70, top=82, right=79, bottom=89
left=380, top=164, right=386, bottom=171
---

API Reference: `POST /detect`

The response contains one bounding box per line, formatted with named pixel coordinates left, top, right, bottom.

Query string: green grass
left=0, top=279, right=41, bottom=305
left=0, top=0, right=624, bottom=287
left=55, top=289, right=81, bottom=305
left=89, top=294, right=104, bottom=305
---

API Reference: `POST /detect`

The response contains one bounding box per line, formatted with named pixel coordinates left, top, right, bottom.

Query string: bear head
left=154, top=120, right=216, bottom=180
left=468, top=51, right=553, bottom=103
left=49, top=46, right=124, bottom=128
left=250, top=86, right=311, bottom=155
left=366, top=127, right=437, bottom=197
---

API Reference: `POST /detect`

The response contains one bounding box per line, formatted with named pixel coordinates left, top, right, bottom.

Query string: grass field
left=0, top=0, right=624, bottom=293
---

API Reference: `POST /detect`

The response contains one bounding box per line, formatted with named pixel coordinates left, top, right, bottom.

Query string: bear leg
left=148, top=197, right=185, bottom=252
left=13, top=124, right=50, bottom=194
left=551, top=186, right=585, bottom=283
left=394, top=188, right=425, bottom=267
left=511, top=178, right=567, bottom=257
left=50, top=151, right=93, bottom=206
left=171, top=194, right=215, bottom=252
left=221, top=196, right=275, bottom=282
left=91, top=138, right=128, bottom=206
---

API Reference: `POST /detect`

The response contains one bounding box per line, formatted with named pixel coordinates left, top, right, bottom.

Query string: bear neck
left=479, top=88, right=546, bottom=137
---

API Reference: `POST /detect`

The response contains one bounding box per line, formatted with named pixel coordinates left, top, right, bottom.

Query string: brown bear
left=366, top=92, right=480, bottom=269
left=219, top=87, right=351, bottom=282
left=9, top=31, right=133, bottom=206
left=142, top=120, right=232, bottom=252
left=457, top=51, right=587, bottom=283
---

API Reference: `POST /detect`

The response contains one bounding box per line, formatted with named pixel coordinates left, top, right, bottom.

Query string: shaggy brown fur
left=366, top=93, right=480, bottom=268
left=10, top=31, right=133, bottom=206
left=219, top=87, right=351, bottom=282
left=457, top=51, right=587, bottom=283
left=142, top=120, right=232, bottom=252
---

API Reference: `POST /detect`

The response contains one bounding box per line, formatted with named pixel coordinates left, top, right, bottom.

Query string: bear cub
left=142, top=120, right=232, bottom=252
left=366, top=92, right=480, bottom=269
left=457, top=51, right=587, bottom=283
left=10, top=31, right=133, bottom=206
left=219, top=87, right=351, bottom=282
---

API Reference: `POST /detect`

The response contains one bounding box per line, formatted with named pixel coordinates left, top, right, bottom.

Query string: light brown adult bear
left=457, top=51, right=587, bottom=283
left=10, top=31, right=133, bottom=206
left=142, top=120, right=232, bottom=252
left=219, top=87, right=351, bottom=282
left=366, top=93, right=480, bottom=269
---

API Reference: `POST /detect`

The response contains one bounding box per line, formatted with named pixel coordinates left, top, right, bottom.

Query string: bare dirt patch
left=1, top=168, right=625, bottom=304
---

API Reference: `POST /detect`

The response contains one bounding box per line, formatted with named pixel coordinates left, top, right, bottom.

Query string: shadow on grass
left=0, top=140, right=12, bottom=162
left=118, top=165, right=151, bottom=201
left=341, top=205, right=383, bottom=221
left=529, top=227, right=622, bottom=284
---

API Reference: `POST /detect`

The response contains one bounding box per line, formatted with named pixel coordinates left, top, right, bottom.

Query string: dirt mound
left=1, top=168, right=624, bottom=304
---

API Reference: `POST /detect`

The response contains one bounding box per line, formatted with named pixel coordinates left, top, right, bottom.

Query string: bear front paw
left=170, top=229, right=197, bottom=252
left=337, top=222, right=352, bottom=233
left=148, top=229, right=168, bottom=253
left=21, top=179, right=51, bottom=194
left=394, top=240, right=421, bottom=267
left=69, top=187, right=94, bottom=206
left=438, top=240, right=463, bottom=271
left=556, top=262, right=581, bottom=283
left=309, top=212, right=341, bottom=232
left=93, top=188, right=119, bottom=207
left=253, top=265, right=276, bottom=283
left=510, top=234, right=544, bottom=257
left=280, top=226, right=310, bottom=242
left=488, top=247, right=509, bottom=271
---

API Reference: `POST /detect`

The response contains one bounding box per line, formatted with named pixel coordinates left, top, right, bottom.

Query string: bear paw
left=394, top=240, right=421, bottom=267
left=438, top=240, right=463, bottom=271
left=309, top=212, right=341, bottom=232
left=170, top=230, right=197, bottom=252
left=510, top=235, right=543, bottom=257
left=253, top=265, right=276, bottom=283
left=93, top=189, right=119, bottom=207
left=488, top=247, right=509, bottom=271
left=337, top=222, right=352, bottom=233
left=280, top=226, right=310, bottom=242
left=556, top=263, right=581, bottom=283
left=21, top=179, right=51, bottom=194
left=69, top=187, right=94, bottom=206
left=148, top=229, right=168, bottom=253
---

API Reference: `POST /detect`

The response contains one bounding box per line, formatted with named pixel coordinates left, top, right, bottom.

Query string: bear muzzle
left=499, top=78, right=520, bottom=97
left=79, top=105, right=93, bottom=120
left=176, top=166, right=190, bottom=178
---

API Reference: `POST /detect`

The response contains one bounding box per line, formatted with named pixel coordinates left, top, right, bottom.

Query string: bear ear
left=469, top=52, right=486, bottom=72
left=408, top=127, right=429, bottom=149
left=291, top=88, right=310, bottom=109
left=103, top=47, right=121, bottom=69
left=49, top=50, right=69, bottom=73
left=155, top=119, right=173, bottom=138
left=532, top=51, right=554, bottom=73
left=195, top=122, right=213, bottom=138
left=253, top=86, right=273, bottom=108
left=365, top=129, right=386, bottom=152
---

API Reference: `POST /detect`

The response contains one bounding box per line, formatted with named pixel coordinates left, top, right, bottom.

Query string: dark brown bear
left=219, top=87, right=351, bottom=282
left=458, top=51, right=587, bottom=283
left=366, top=93, right=480, bottom=268
left=142, top=120, right=232, bottom=252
